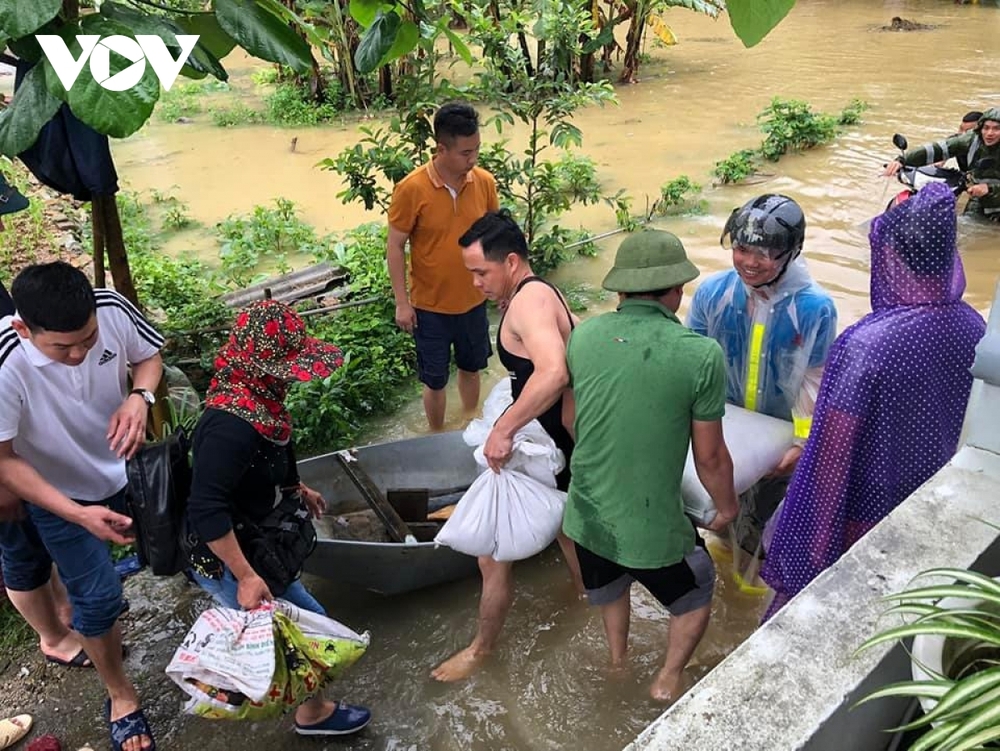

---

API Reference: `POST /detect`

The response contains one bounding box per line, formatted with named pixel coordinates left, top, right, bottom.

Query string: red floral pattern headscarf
left=204, top=300, right=344, bottom=443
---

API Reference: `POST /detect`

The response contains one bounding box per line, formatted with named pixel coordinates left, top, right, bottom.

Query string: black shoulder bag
left=233, top=488, right=317, bottom=597
left=125, top=428, right=193, bottom=576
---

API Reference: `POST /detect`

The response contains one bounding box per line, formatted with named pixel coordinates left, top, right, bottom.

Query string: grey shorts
left=575, top=541, right=715, bottom=616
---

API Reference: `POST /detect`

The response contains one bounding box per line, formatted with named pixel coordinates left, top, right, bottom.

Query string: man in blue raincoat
left=688, top=195, right=838, bottom=567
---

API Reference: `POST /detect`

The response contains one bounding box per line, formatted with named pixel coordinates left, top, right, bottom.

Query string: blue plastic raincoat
left=687, top=259, right=837, bottom=443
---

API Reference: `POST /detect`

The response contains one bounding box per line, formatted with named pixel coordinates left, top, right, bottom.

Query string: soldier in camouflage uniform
left=885, top=108, right=1000, bottom=221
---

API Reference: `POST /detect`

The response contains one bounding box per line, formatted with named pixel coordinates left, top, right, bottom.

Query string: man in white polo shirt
left=0, top=177, right=91, bottom=671
left=0, top=261, right=163, bottom=751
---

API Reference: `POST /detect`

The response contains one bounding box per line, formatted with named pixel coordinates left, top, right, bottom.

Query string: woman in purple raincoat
left=760, top=183, right=986, bottom=621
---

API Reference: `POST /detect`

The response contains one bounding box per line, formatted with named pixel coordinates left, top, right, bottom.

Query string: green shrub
left=215, top=198, right=329, bottom=287
left=0, top=160, right=57, bottom=281
left=713, top=149, right=761, bottom=184
left=210, top=102, right=262, bottom=127
left=263, top=83, right=341, bottom=127
left=757, top=98, right=840, bottom=162
left=287, top=223, right=417, bottom=454
left=156, top=83, right=203, bottom=122
left=251, top=66, right=284, bottom=86
left=656, top=175, right=704, bottom=214
left=113, top=192, right=230, bottom=340
left=713, top=97, right=869, bottom=183
left=838, top=98, right=870, bottom=126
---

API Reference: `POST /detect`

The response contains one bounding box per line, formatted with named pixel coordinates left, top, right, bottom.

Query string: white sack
left=165, top=599, right=369, bottom=706
left=435, top=380, right=566, bottom=561
left=166, top=604, right=276, bottom=703
left=435, top=468, right=566, bottom=561
left=462, top=378, right=513, bottom=448
left=681, top=403, right=794, bottom=526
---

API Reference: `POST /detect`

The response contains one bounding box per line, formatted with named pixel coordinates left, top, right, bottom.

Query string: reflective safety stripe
left=744, top=322, right=766, bottom=412
left=793, top=416, right=812, bottom=440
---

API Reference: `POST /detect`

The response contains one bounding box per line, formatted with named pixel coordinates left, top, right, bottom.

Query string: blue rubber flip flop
left=294, top=702, right=372, bottom=736
left=105, top=699, right=156, bottom=751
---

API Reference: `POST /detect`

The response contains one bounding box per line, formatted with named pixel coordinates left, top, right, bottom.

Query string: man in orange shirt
left=387, top=103, right=500, bottom=430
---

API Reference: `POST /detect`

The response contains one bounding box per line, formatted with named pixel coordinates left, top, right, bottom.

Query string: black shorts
left=414, top=303, right=492, bottom=390
left=574, top=538, right=715, bottom=615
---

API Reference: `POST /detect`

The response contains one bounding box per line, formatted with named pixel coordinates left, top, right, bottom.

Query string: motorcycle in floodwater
left=886, top=133, right=996, bottom=211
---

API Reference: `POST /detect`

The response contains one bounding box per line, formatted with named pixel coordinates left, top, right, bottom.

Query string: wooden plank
left=333, top=452, right=413, bottom=543
left=219, top=262, right=349, bottom=308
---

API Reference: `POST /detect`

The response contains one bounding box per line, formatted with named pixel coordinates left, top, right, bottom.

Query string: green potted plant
left=856, top=567, right=1000, bottom=751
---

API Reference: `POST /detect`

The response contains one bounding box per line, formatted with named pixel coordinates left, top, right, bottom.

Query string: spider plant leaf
left=904, top=668, right=1000, bottom=730
left=935, top=682, right=1000, bottom=725
left=916, top=569, right=1000, bottom=598
left=946, top=724, right=1000, bottom=751
left=857, top=623, right=1000, bottom=655
left=935, top=701, right=1000, bottom=751
left=908, top=719, right=964, bottom=751
left=854, top=680, right=952, bottom=708
left=882, top=586, right=1000, bottom=609
left=883, top=603, right=943, bottom=619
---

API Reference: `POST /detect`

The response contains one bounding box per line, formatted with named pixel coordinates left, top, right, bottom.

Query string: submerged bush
left=757, top=98, right=840, bottom=161
left=714, top=97, right=868, bottom=183
left=656, top=175, right=705, bottom=213
left=713, top=149, right=761, bottom=184
left=114, top=192, right=230, bottom=339
left=215, top=198, right=328, bottom=287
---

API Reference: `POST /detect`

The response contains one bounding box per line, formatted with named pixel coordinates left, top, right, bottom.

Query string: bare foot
left=604, top=660, right=632, bottom=682
left=110, top=696, right=153, bottom=751
left=430, top=646, right=488, bottom=682
left=649, top=668, right=689, bottom=703
left=40, top=632, right=87, bottom=665
left=295, top=697, right=337, bottom=726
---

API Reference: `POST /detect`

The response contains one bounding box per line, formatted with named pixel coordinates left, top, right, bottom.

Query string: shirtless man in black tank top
left=431, top=211, right=584, bottom=683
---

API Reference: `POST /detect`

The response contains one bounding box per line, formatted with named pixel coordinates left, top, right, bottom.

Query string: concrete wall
left=627, top=283, right=1000, bottom=751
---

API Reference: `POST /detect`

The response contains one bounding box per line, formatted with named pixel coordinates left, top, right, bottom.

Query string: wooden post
left=91, top=197, right=106, bottom=288
left=92, top=194, right=170, bottom=437
left=93, top=194, right=138, bottom=307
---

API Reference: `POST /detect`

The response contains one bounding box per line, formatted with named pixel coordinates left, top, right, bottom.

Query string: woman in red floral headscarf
left=185, top=300, right=371, bottom=737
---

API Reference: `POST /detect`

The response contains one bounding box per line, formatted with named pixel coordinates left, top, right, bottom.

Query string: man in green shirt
left=563, top=230, right=738, bottom=703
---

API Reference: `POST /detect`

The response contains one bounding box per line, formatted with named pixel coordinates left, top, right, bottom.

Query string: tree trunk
left=91, top=197, right=106, bottom=288
left=517, top=30, right=535, bottom=79
left=93, top=194, right=138, bottom=306
left=379, top=65, right=393, bottom=100
left=620, top=9, right=646, bottom=83
left=308, top=59, right=326, bottom=102
left=579, top=50, right=594, bottom=83
left=578, top=0, right=597, bottom=83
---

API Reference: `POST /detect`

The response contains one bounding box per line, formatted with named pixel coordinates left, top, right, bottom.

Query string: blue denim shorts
left=0, top=513, right=53, bottom=592
left=189, top=567, right=327, bottom=616
left=5, top=489, right=129, bottom=637
left=414, top=302, right=492, bottom=390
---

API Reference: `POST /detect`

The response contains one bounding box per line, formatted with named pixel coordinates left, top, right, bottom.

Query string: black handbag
left=125, top=428, right=192, bottom=576
left=234, top=489, right=317, bottom=597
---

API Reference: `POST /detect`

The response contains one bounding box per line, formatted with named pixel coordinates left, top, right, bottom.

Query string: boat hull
left=299, top=430, right=480, bottom=595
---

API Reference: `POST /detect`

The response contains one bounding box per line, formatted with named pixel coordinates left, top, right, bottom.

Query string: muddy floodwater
left=3, top=0, right=1000, bottom=749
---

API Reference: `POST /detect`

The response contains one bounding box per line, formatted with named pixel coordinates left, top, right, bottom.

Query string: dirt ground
left=0, top=573, right=211, bottom=750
